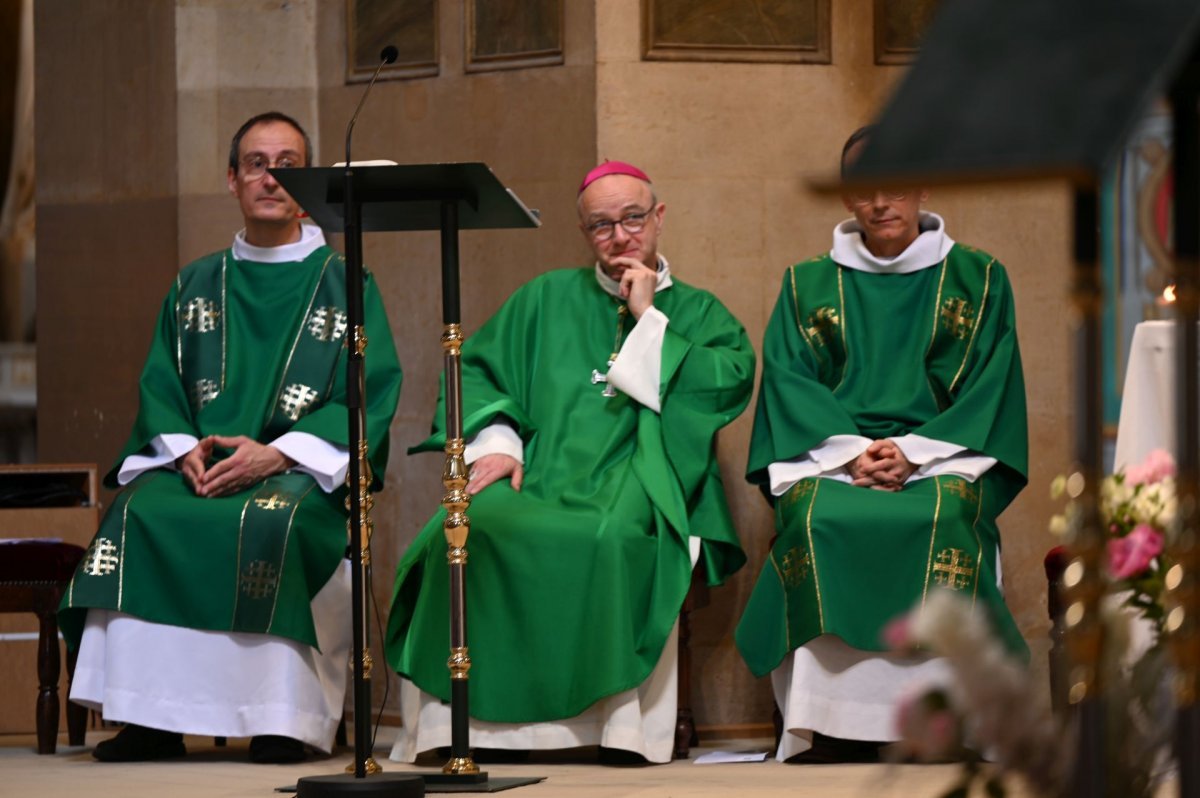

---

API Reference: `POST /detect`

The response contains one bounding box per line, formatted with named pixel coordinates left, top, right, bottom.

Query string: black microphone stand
left=295, top=46, right=423, bottom=798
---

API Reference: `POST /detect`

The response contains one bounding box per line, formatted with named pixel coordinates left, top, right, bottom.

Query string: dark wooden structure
left=0, top=541, right=88, bottom=754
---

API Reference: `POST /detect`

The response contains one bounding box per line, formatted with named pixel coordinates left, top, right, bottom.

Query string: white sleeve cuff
left=766, top=435, right=872, bottom=496
left=889, top=434, right=964, bottom=465
left=891, top=434, right=996, bottom=482
left=605, top=306, right=667, bottom=413
left=117, top=433, right=199, bottom=486
left=464, top=423, right=524, bottom=466
left=270, top=432, right=350, bottom=493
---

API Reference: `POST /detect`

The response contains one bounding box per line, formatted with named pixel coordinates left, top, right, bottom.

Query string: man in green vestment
left=735, top=127, right=1028, bottom=763
left=385, top=161, right=754, bottom=764
left=59, top=112, right=403, bottom=763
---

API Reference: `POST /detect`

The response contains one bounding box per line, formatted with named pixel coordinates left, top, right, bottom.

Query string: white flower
left=1160, top=495, right=1178, bottom=529
left=1101, top=476, right=1134, bottom=518
left=900, top=590, right=1070, bottom=795
left=1131, top=489, right=1161, bottom=527
left=1050, top=474, right=1067, bottom=499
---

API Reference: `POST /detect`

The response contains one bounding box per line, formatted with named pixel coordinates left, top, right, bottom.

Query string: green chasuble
left=59, top=243, right=403, bottom=650
left=386, top=267, right=754, bottom=723
left=735, top=245, right=1028, bottom=679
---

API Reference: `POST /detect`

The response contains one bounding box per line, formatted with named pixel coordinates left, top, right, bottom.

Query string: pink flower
left=895, top=689, right=960, bottom=761
left=1124, top=449, right=1176, bottom=486
left=882, top=615, right=914, bottom=651
left=1107, top=523, right=1164, bottom=580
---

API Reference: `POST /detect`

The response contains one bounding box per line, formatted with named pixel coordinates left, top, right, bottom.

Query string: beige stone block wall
left=174, top=0, right=319, bottom=265
left=36, top=0, right=181, bottom=476
left=594, top=0, right=1073, bottom=730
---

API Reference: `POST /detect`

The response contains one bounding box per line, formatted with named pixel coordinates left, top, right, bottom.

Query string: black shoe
left=598, top=746, right=648, bottom=766
left=784, top=732, right=884, bottom=765
left=471, top=747, right=530, bottom=764
left=93, top=724, right=186, bottom=762
left=248, top=735, right=307, bottom=764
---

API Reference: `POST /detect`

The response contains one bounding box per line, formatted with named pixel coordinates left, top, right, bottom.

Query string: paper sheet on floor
left=692, top=750, right=770, bottom=764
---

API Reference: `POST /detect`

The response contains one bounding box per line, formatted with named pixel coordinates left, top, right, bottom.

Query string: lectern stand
left=273, top=163, right=543, bottom=794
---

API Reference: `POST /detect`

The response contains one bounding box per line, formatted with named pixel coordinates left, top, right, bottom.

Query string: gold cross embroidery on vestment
left=240, top=560, right=279, bottom=599
left=254, top=493, right=292, bottom=511
left=780, top=479, right=815, bottom=512
left=779, top=546, right=811, bottom=588
left=939, top=297, right=975, bottom=340
left=278, top=383, right=319, bottom=421
left=932, top=547, right=975, bottom=590
left=83, top=538, right=120, bottom=576
left=182, top=298, right=221, bottom=333
left=190, top=378, right=220, bottom=410
left=942, top=478, right=978, bottom=504
left=804, top=306, right=840, bottom=348
left=307, top=306, right=348, bottom=342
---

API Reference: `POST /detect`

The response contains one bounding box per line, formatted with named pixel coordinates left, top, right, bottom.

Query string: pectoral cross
left=593, top=305, right=627, bottom=398
left=591, top=359, right=617, bottom=397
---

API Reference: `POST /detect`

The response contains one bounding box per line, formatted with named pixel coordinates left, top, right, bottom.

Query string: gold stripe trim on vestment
left=832, top=268, right=848, bottom=393
left=923, top=256, right=951, bottom=408
left=766, top=540, right=791, bottom=654
left=790, top=266, right=822, bottom=363
left=948, top=258, right=993, bottom=394
left=266, top=481, right=317, bottom=632
left=971, top=478, right=985, bottom=605
left=117, top=471, right=160, bottom=611
left=921, top=475, right=944, bottom=610
left=230, top=488, right=254, bottom=625
left=805, top=478, right=825, bottom=631
left=174, top=273, right=183, bottom=378
left=220, top=253, right=228, bottom=392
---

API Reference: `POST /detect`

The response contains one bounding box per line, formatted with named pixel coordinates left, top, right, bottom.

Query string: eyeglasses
left=585, top=210, right=652, bottom=242
left=239, top=153, right=302, bottom=181
left=848, top=189, right=910, bottom=206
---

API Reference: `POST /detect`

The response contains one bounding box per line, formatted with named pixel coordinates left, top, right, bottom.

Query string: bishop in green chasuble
left=386, top=265, right=753, bottom=724
left=60, top=237, right=403, bottom=650
left=736, top=210, right=1029, bottom=697
left=385, top=160, right=752, bottom=769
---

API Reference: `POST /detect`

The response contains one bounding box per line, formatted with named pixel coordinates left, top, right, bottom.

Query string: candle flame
left=1163, top=284, right=1177, bottom=304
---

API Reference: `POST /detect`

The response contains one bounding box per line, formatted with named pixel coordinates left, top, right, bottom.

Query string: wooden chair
left=1043, top=545, right=1070, bottom=713
left=674, top=569, right=710, bottom=759
left=0, top=540, right=89, bottom=753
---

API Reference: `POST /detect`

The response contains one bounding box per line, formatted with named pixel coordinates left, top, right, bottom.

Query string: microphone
left=345, top=45, right=399, bottom=166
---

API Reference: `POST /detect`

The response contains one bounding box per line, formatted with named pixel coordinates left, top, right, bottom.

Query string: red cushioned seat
left=0, top=541, right=86, bottom=582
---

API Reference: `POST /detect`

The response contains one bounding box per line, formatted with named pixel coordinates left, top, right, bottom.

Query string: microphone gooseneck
left=345, top=45, right=399, bottom=167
